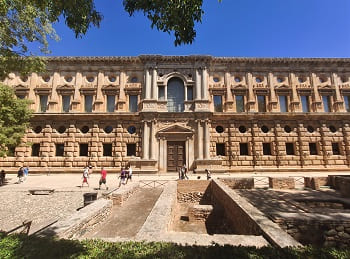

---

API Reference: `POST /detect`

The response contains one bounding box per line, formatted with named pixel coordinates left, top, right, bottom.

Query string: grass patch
left=0, top=232, right=349, bottom=259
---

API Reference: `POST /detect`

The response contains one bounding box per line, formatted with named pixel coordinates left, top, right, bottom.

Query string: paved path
left=84, top=188, right=163, bottom=238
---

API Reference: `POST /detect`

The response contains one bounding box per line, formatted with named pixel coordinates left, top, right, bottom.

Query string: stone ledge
left=36, top=199, right=112, bottom=239
left=212, top=180, right=301, bottom=248
left=107, top=182, right=140, bottom=206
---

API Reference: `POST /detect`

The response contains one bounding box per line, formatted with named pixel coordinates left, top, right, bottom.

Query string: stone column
left=152, top=68, right=158, bottom=99
left=142, top=121, right=149, bottom=159
left=289, top=73, right=300, bottom=111
left=145, top=68, right=151, bottom=99
left=28, top=73, right=38, bottom=110
left=246, top=72, right=255, bottom=112
left=201, top=67, right=208, bottom=100
left=195, top=69, right=201, bottom=100
left=203, top=120, right=210, bottom=159
left=150, top=121, right=157, bottom=160
left=332, top=73, right=343, bottom=112
left=311, top=73, right=321, bottom=111
left=118, top=71, right=126, bottom=111
left=197, top=120, right=203, bottom=159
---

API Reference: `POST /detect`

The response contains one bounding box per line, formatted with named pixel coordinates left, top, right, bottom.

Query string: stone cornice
left=43, top=55, right=350, bottom=66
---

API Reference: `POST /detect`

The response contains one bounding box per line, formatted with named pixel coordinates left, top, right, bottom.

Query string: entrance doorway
left=167, top=141, right=185, bottom=172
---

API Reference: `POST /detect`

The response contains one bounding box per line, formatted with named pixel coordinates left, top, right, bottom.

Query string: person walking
left=183, top=164, right=189, bottom=180
left=99, top=167, right=108, bottom=190
left=118, top=167, right=126, bottom=187
left=17, top=167, right=24, bottom=183
left=81, top=166, right=89, bottom=187
left=126, top=164, right=133, bottom=183
left=23, top=166, right=29, bottom=181
left=0, top=169, right=5, bottom=185
left=205, top=169, right=211, bottom=180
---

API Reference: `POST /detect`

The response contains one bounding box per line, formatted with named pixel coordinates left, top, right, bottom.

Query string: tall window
left=85, top=95, right=93, bottom=112
left=187, top=86, right=193, bottom=101
left=344, top=96, right=350, bottom=112
left=167, top=78, right=185, bottom=112
left=79, top=144, right=89, bottom=156
left=106, top=95, right=115, bottom=112
left=279, top=95, right=288, bottom=112
left=158, top=86, right=165, bottom=100
left=240, top=143, right=249, bottom=155
left=214, top=95, right=223, bottom=112
left=103, top=143, right=112, bottom=156
left=285, top=143, right=295, bottom=155
left=301, top=95, right=310, bottom=112
left=322, top=95, right=331, bottom=112
left=129, top=95, right=138, bottom=112
left=55, top=144, right=64, bottom=156
left=216, top=143, right=225, bottom=156
left=127, top=144, right=136, bottom=156
left=257, top=95, right=266, bottom=112
left=263, top=143, right=272, bottom=155
left=236, top=95, right=245, bottom=112
left=332, top=142, right=340, bottom=155
left=62, top=95, right=71, bottom=112
left=39, top=95, right=48, bottom=112
left=309, top=143, right=318, bottom=155
left=32, top=144, right=40, bottom=156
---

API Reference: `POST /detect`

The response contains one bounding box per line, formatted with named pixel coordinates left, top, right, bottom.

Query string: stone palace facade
left=1, top=55, right=350, bottom=173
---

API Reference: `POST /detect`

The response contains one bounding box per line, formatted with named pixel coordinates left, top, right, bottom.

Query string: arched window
left=167, top=78, right=185, bottom=112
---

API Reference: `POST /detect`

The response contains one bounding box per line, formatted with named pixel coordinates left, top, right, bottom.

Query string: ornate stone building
left=1, top=55, right=350, bottom=173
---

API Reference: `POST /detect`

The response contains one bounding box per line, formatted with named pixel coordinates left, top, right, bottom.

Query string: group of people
left=17, top=166, right=29, bottom=183
left=178, top=165, right=212, bottom=180
left=81, top=164, right=133, bottom=189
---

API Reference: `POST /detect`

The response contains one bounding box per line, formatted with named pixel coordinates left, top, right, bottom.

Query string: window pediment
left=57, top=85, right=75, bottom=95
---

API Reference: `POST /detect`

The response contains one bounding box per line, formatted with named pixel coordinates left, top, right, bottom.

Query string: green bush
left=0, top=232, right=349, bottom=259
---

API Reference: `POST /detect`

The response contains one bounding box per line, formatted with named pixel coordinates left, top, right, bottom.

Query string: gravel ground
left=0, top=190, right=84, bottom=232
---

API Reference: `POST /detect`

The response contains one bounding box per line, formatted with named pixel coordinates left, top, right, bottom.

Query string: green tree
left=0, top=0, right=208, bottom=80
left=0, top=84, right=33, bottom=157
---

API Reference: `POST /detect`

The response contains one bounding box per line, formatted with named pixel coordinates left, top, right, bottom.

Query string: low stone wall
left=107, top=182, right=140, bottom=205
left=272, top=212, right=350, bottom=248
left=211, top=180, right=300, bottom=247
left=304, top=177, right=329, bottom=190
left=335, top=177, right=350, bottom=198
left=37, top=199, right=112, bottom=239
left=220, top=177, right=254, bottom=189
left=269, top=177, right=295, bottom=189
left=177, top=180, right=211, bottom=203
left=188, top=205, right=213, bottom=222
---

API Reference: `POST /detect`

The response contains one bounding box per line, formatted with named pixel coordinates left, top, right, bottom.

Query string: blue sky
left=35, top=0, right=350, bottom=57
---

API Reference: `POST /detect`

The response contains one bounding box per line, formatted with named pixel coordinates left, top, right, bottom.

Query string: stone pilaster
left=142, top=121, right=149, bottom=159
left=201, top=67, right=208, bottom=100
left=48, top=72, right=59, bottom=112
left=203, top=120, right=210, bottom=159
left=311, top=73, right=322, bottom=112
left=225, top=72, right=234, bottom=111
left=246, top=72, right=256, bottom=112
left=145, top=68, right=151, bottom=99
left=195, top=69, right=201, bottom=100
left=94, top=71, right=104, bottom=112
left=72, top=72, right=82, bottom=111
left=152, top=68, right=158, bottom=100
left=332, top=73, right=344, bottom=112
left=118, top=71, right=126, bottom=111
left=289, top=73, right=300, bottom=111
left=197, top=120, right=203, bottom=159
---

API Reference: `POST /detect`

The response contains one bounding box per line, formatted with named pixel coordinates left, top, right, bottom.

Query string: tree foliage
left=0, top=84, right=32, bottom=157
left=0, top=0, right=211, bottom=79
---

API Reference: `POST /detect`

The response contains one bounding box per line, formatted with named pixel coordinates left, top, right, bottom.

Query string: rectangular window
left=106, top=95, right=115, bottom=112
left=344, top=96, right=350, bottom=112
left=127, top=143, right=136, bottom=156
left=39, top=95, right=48, bottom=112
left=240, top=143, right=249, bottom=156
left=187, top=86, right=193, bottom=101
left=158, top=86, right=165, bottom=100
left=257, top=95, right=266, bottom=112
left=214, top=95, right=223, bottom=112
left=129, top=95, right=138, bottom=112
left=62, top=95, right=71, bottom=112
left=279, top=95, right=288, bottom=112
left=322, top=95, right=331, bottom=112
left=332, top=142, right=341, bottom=155
left=79, top=143, right=89, bottom=156
left=8, top=146, right=15, bottom=157
left=301, top=95, right=310, bottom=112
left=17, top=95, right=25, bottom=99
left=236, top=95, right=245, bottom=113
left=32, top=144, right=40, bottom=157
left=216, top=143, right=225, bottom=156
left=309, top=143, right=318, bottom=155
left=263, top=143, right=272, bottom=155
left=103, top=143, right=112, bottom=156
left=55, top=144, right=64, bottom=156
left=285, top=143, right=295, bottom=155
left=85, top=95, right=93, bottom=112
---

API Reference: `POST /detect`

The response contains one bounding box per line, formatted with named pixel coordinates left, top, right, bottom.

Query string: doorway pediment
left=157, top=124, right=194, bottom=138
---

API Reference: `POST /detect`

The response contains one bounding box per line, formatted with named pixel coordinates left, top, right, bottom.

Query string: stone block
left=220, top=178, right=254, bottom=189
left=188, top=204, right=213, bottom=222
left=269, top=177, right=295, bottom=189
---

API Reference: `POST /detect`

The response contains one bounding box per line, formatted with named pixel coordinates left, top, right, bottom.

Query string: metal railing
left=139, top=180, right=169, bottom=188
